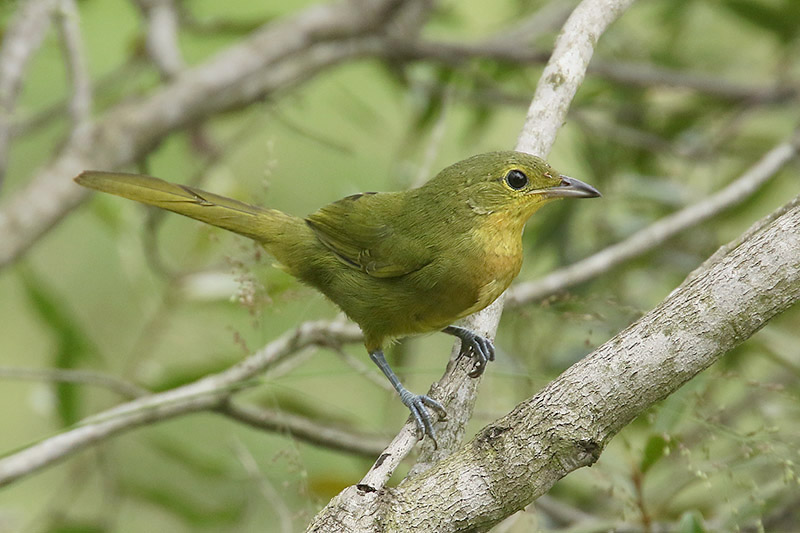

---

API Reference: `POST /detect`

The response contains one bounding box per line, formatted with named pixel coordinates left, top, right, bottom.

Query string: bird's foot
left=444, top=326, right=496, bottom=378
left=399, top=389, right=447, bottom=444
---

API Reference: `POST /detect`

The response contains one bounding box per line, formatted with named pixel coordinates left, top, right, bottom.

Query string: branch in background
left=0, top=0, right=417, bottom=269
left=385, top=40, right=796, bottom=104
left=54, top=0, right=93, bottom=147
left=133, top=0, right=185, bottom=80
left=0, top=319, right=363, bottom=488
left=505, top=126, right=800, bottom=307
left=588, top=59, right=798, bottom=103
left=681, top=195, right=800, bottom=290
left=231, top=438, right=295, bottom=533
left=0, top=0, right=60, bottom=189
left=219, top=402, right=388, bottom=458
left=0, top=367, right=148, bottom=399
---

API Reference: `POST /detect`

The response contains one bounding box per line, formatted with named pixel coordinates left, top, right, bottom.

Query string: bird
left=75, top=151, right=600, bottom=440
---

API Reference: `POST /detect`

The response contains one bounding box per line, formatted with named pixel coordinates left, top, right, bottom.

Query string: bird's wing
left=305, top=192, right=433, bottom=278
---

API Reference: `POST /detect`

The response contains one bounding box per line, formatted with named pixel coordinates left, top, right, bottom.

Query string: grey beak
left=544, top=175, right=602, bottom=199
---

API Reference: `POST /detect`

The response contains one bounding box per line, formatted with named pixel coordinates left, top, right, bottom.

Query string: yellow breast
left=459, top=212, right=525, bottom=317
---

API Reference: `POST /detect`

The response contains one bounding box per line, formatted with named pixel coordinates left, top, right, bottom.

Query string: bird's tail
left=75, top=171, right=302, bottom=245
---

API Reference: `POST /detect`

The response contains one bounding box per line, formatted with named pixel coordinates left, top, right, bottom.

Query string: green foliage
left=678, top=510, right=707, bottom=533
left=19, top=266, right=93, bottom=426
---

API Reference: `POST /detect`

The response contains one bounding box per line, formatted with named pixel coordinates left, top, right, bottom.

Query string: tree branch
left=219, top=402, right=388, bottom=458
left=0, top=320, right=362, bottom=487
left=55, top=0, right=93, bottom=147
left=322, top=196, right=800, bottom=532
left=0, top=0, right=60, bottom=189
left=307, top=0, right=638, bottom=529
left=0, top=367, right=147, bottom=399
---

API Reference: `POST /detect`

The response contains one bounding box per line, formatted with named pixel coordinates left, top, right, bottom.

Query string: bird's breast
left=457, top=213, right=525, bottom=316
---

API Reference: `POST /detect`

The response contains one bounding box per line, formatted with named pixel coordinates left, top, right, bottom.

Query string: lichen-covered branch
left=311, top=197, right=800, bottom=532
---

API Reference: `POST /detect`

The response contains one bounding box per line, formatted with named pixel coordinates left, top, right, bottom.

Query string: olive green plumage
left=75, top=150, right=600, bottom=439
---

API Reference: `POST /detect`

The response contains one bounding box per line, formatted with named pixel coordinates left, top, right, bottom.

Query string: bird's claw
left=462, top=333, right=495, bottom=378
left=444, top=326, right=496, bottom=378
left=399, top=390, right=447, bottom=443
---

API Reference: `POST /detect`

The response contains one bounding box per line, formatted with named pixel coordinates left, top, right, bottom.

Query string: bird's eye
left=504, top=169, right=528, bottom=190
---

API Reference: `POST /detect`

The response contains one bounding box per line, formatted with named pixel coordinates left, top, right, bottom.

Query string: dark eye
left=505, top=169, right=528, bottom=190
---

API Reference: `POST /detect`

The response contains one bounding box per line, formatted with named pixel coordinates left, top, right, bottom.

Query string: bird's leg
left=368, top=349, right=447, bottom=441
left=443, top=325, right=495, bottom=378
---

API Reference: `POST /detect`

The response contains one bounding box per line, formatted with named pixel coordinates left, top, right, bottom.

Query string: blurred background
left=0, top=0, right=799, bottom=531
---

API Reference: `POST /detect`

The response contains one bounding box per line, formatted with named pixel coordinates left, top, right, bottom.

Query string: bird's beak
left=541, top=175, right=602, bottom=199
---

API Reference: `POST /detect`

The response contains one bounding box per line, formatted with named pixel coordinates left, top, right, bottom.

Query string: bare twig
left=55, top=0, right=93, bottom=146
left=680, top=194, right=800, bottom=290
left=385, top=40, right=795, bottom=105
left=232, top=438, right=294, bottom=533
left=0, top=320, right=362, bottom=487
left=133, top=0, right=185, bottom=80
left=220, top=402, right=388, bottom=458
left=331, top=346, right=394, bottom=392
left=506, top=126, right=800, bottom=307
left=0, top=0, right=60, bottom=189
left=588, top=59, right=797, bottom=104
left=0, top=367, right=148, bottom=399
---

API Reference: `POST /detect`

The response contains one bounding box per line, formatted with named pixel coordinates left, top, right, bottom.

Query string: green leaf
left=678, top=510, right=707, bottom=533
left=640, top=433, right=669, bottom=474
left=19, top=266, right=94, bottom=426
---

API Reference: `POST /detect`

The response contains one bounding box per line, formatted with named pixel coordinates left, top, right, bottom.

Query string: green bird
left=75, top=151, right=600, bottom=439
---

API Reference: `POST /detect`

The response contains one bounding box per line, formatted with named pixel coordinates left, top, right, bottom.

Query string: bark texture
left=307, top=202, right=800, bottom=531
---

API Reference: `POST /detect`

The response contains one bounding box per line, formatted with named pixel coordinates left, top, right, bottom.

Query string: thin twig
left=506, top=126, right=800, bottom=308
left=679, top=193, right=800, bottom=290
left=231, top=437, right=295, bottom=533
left=0, top=367, right=147, bottom=399
left=55, top=0, right=93, bottom=146
left=133, top=0, right=185, bottom=80
left=0, top=0, right=60, bottom=189
left=331, top=346, right=394, bottom=392
left=385, top=40, right=796, bottom=105
left=220, top=402, right=388, bottom=458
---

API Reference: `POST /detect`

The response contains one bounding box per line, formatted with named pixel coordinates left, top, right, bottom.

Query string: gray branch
left=308, top=196, right=800, bottom=532
left=0, top=0, right=60, bottom=188
left=0, top=320, right=363, bottom=487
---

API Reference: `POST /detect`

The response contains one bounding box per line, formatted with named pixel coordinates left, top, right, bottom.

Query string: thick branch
left=381, top=198, right=800, bottom=532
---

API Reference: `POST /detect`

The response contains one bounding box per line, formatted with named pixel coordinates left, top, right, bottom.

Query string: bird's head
left=425, top=151, right=600, bottom=225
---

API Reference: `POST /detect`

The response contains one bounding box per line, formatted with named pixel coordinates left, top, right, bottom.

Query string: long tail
left=75, top=171, right=301, bottom=245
